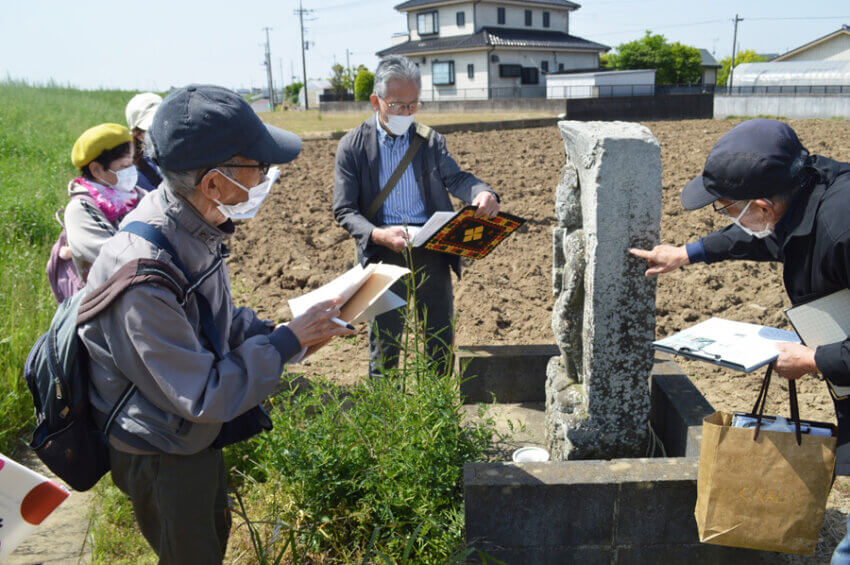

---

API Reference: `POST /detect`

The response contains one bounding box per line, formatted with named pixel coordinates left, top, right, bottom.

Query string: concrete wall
left=565, top=93, right=713, bottom=121
left=319, top=98, right=567, bottom=113
left=714, top=94, right=850, bottom=119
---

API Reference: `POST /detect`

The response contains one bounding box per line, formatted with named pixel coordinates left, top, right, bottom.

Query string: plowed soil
left=230, top=118, right=850, bottom=426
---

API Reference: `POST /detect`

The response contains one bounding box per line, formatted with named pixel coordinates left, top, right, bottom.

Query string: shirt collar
left=159, top=183, right=234, bottom=251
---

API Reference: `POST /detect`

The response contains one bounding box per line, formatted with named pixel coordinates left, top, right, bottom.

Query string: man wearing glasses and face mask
left=333, top=55, right=500, bottom=378
left=631, top=118, right=850, bottom=564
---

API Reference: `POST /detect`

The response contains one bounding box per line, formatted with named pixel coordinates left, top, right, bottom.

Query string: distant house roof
left=773, top=24, right=850, bottom=62
left=699, top=49, right=721, bottom=69
left=377, top=27, right=609, bottom=56
left=394, top=0, right=580, bottom=10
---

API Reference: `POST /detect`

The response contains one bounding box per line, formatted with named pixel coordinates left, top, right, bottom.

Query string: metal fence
left=419, top=84, right=714, bottom=101
left=725, top=85, right=850, bottom=96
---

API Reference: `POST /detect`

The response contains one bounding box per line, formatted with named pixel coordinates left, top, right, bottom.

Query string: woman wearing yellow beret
left=63, top=123, right=146, bottom=284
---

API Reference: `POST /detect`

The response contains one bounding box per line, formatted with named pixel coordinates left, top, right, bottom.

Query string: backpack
left=26, top=222, right=271, bottom=490
left=25, top=257, right=185, bottom=491
left=46, top=195, right=107, bottom=304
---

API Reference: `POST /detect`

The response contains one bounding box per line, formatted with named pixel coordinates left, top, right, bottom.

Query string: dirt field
left=230, top=118, right=850, bottom=419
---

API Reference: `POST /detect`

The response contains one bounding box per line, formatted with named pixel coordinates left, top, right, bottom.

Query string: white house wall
left=489, top=49, right=597, bottom=89
left=407, top=2, right=475, bottom=41
left=780, top=35, right=850, bottom=62
left=476, top=3, right=569, bottom=32
left=418, top=51, right=490, bottom=100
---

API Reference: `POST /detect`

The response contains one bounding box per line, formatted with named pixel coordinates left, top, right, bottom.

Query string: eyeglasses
left=712, top=200, right=744, bottom=216
left=195, top=162, right=270, bottom=185
left=381, top=99, right=423, bottom=113
left=218, top=162, right=271, bottom=175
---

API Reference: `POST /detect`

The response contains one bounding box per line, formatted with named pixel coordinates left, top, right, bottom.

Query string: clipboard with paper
left=652, top=317, right=800, bottom=373
left=785, top=288, right=850, bottom=399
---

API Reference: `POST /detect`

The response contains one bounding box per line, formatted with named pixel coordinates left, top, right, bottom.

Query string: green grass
left=0, top=80, right=134, bottom=454
left=262, top=109, right=554, bottom=136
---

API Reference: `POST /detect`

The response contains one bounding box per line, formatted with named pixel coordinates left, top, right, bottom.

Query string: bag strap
left=121, top=221, right=225, bottom=360
left=751, top=361, right=803, bottom=445
left=364, top=122, right=433, bottom=222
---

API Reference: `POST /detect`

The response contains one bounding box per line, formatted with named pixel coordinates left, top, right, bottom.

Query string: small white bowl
left=511, top=446, right=550, bottom=463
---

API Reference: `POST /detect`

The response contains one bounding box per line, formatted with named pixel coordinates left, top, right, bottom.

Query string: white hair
left=374, top=56, right=421, bottom=98
left=145, top=131, right=235, bottom=199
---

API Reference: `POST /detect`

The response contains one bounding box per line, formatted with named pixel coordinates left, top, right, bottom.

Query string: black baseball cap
left=148, top=84, right=301, bottom=172
left=681, top=119, right=810, bottom=210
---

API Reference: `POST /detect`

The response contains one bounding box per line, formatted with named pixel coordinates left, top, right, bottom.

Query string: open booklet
left=652, top=317, right=800, bottom=373
left=785, top=288, right=850, bottom=399
left=0, top=452, right=70, bottom=561
left=287, top=262, right=411, bottom=325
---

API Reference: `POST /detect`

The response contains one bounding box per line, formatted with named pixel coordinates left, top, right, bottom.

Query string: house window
left=525, top=10, right=532, bottom=26
left=433, top=61, right=455, bottom=85
left=457, top=11, right=465, bottom=27
left=543, top=11, right=550, bottom=28
left=541, top=61, right=549, bottom=72
left=417, top=11, right=438, bottom=35
left=467, top=63, right=474, bottom=79
left=499, top=64, right=522, bottom=78
left=559, top=63, right=565, bottom=71
left=497, top=7, right=505, bottom=25
left=521, top=67, right=539, bottom=84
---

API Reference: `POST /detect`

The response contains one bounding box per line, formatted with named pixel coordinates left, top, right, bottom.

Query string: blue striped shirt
left=376, top=115, right=429, bottom=225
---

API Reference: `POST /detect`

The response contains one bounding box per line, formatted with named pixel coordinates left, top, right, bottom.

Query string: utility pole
left=728, top=14, right=743, bottom=93
left=294, top=0, right=314, bottom=110
left=262, top=27, right=275, bottom=109
left=346, top=48, right=351, bottom=73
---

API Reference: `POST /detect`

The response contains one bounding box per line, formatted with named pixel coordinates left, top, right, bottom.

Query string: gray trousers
left=368, top=246, right=454, bottom=377
left=109, top=446, right=231, bottom=564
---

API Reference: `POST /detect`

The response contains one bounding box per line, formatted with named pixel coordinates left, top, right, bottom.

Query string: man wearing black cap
left=631, top=118, right=850, bottom=562
left=79, top=84, right=354, bottom=563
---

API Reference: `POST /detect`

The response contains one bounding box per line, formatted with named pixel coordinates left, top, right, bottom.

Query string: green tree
left=354, top=68, right=375, bottom=101
left=329, top=63, right=349, bottom=97
left=717, top=49, right=769, bottom=87
left=607, top=31, right=703, bottom=85
left=284, top=82, right=302, bottom=105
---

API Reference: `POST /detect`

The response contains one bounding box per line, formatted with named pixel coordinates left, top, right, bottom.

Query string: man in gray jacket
left=333, top=56, right=499, bottom=377
left=80, top=84, right=353, bottom=564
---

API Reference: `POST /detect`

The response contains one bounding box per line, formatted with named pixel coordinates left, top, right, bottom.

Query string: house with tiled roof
left=377, top=0, right=609, bottom=100
left=698, top=49, right=721, bottom=86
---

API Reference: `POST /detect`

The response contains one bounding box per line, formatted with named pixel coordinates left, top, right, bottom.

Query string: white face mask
left=732, top=200, right=774, bottom=239
left=108, top=165, right=138, bottom=192
left=212, top=168, right=276, bottom=220
left=384, top=113, right=414, bottom=136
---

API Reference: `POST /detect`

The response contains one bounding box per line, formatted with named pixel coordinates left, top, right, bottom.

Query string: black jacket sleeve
left=701, top=223, right=784, bottom=264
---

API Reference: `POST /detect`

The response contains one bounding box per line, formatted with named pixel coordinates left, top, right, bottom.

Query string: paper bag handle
left=751, top=362, right=803, bottom=445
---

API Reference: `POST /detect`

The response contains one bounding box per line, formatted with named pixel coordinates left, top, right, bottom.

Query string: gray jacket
left=80, top=184, right=302, bottom=455
left=332, top=115, right=496, bottom=277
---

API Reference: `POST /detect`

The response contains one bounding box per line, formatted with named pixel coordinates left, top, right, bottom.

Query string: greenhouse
left=731, top=60, right=850, bottom=94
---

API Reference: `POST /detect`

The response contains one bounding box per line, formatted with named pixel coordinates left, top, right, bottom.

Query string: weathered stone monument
left=546, top=121, right=662, bottom=460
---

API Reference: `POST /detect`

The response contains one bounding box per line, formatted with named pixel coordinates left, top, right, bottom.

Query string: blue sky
left=1, top=0, right=847, bottom=91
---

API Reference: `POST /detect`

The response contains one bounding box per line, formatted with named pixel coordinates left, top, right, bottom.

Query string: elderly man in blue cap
left=631, top=118, right=850, bottom=563
left=79, top=84, right=354, bottom=563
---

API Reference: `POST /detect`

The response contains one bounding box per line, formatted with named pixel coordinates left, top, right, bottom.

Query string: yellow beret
left=71, top=123, right=132, bottom=169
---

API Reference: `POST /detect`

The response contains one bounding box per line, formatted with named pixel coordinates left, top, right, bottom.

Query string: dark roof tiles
left=377, top=27, right=609, bottom=56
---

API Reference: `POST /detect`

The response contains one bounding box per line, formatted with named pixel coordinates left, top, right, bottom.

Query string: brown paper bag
left=694, top=411, right=836, bottom=554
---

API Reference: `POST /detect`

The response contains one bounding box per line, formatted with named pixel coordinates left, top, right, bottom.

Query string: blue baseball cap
left=681, top=119, right=810, bottom=210
left=148, top=84, right=301, bottom=172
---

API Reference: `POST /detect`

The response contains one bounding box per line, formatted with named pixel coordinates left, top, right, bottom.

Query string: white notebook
left=652, top=317, right=800, bottom=373
left=786, top=289, right=850, bottom=398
